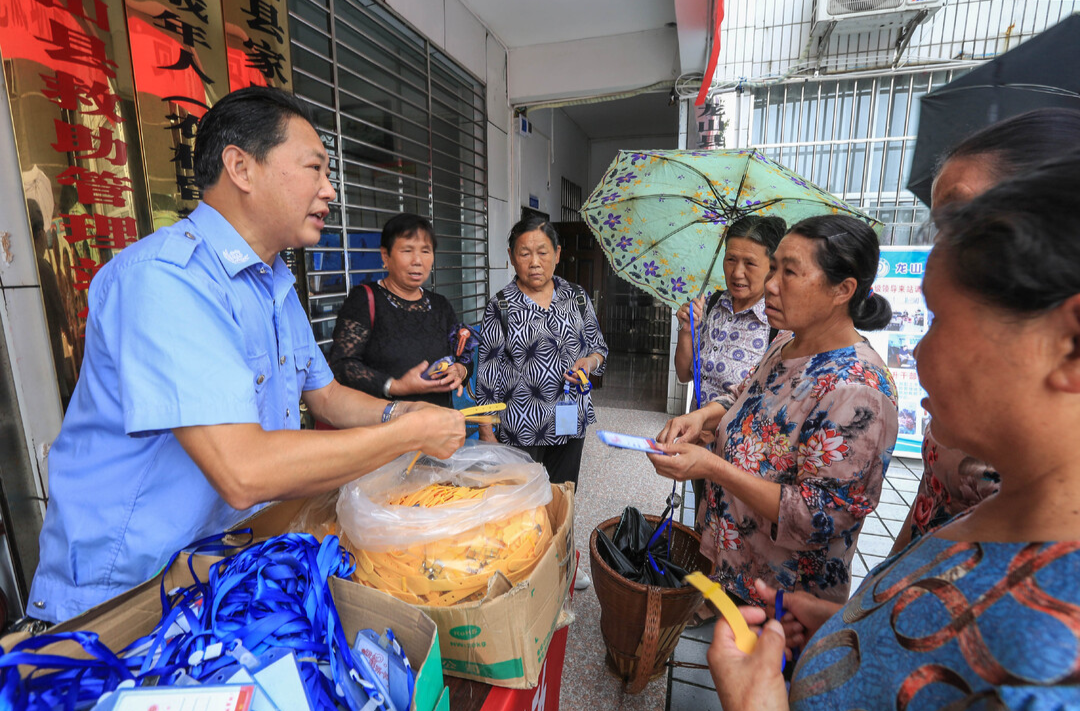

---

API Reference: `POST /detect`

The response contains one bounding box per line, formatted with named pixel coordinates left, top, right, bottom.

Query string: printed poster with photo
left=861, top=246, right=931, bottom=458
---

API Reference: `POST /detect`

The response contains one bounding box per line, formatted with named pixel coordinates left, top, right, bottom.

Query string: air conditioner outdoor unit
left=814, top=0, right=945, bottom=36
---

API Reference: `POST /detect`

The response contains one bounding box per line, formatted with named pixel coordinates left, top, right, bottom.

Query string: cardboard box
left=232, top=483, right=576, bottom=689
left=468, top=624, right=570, bottom=711
left=0, top=553, right=449, bottom=711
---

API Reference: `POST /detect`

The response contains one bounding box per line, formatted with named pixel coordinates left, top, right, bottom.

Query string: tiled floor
left=561, top=406, right=683, bottom=711
left=592, top=351, right=670, bottom=412
left=558, top=400, right=925, bottom=710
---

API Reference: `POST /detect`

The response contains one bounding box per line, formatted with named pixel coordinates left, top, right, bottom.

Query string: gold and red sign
left=0, top=0, right=292, bottom=408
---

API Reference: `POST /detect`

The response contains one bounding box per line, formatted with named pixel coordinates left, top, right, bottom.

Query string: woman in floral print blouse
left=650, top=214, right=898, bottom=605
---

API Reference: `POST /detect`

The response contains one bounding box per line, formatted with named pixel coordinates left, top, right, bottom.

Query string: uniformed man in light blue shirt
left=27, top=87, right=466, bottom=623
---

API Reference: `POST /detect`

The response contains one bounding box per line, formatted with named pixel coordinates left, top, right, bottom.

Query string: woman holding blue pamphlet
left=649, top=215, right=898, bottom=609
left=476, top=216, right=608, bottom=491
left=708, top=152, right=1080, bottom=711
left=329, top=213, right=475, bottom=408
left=673, top=214, right=787, bottom=523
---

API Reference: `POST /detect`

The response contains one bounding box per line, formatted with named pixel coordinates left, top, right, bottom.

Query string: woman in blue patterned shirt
left=476, top=216, right=608, bottom=488
left=708, top=154, right=1080, bottom=710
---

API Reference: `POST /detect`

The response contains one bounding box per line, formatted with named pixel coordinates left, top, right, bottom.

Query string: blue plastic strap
left=688, top=304, right=702, bottom=409
left=385, top=629, right=414, bottom=710
left=775, top=589, right=786, bottom=673
left=0, top=533, right=409, bottom=710
left=774, top=589, right=800, bottom=672
left=0, top=632, right=134, bottom=710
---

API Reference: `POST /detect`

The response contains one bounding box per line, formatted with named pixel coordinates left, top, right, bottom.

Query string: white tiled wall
left=667, top=314, right=689, bottom=416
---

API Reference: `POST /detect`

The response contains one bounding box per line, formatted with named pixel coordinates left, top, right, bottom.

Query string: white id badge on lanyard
left=554, top=384, right=577, bottom=436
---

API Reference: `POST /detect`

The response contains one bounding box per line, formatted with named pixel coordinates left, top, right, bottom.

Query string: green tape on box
left=442, top=656, right=525, bottom=680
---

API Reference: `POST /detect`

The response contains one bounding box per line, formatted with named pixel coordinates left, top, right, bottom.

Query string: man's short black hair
left=193, top=86, right=317, bottom=190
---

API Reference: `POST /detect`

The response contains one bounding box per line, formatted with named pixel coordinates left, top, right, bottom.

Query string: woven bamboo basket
left=589, top=514, right=714, bottom=693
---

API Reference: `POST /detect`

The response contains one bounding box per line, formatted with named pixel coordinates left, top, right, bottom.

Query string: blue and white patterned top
left=477, top=277, right=608, bottom=446
left=698, top=292, right=770, bottom=406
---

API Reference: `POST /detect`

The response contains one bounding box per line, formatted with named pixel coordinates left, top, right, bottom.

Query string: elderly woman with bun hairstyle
left=651, top=214, right=898, bottom=606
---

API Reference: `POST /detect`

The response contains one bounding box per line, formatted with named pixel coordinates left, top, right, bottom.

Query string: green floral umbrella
left=581, top=149, right=883, bottom=309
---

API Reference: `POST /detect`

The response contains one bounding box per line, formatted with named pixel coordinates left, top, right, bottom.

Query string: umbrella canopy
left=581, top=149, right=882, bottom=309
left=907, top=14, right=1080, bottom=205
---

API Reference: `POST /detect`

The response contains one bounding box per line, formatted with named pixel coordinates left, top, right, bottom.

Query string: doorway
left=554, top=221, right=669, bottom=412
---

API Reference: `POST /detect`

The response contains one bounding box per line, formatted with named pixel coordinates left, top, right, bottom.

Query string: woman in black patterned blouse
left=329, top=213, right=471, bottom=408
left=476, top=216, right=608, bottom=487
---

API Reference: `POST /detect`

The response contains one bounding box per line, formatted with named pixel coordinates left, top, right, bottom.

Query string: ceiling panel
left=460, top=0, right=677, bottom=48
left=559, top=91, right=680, bottom=140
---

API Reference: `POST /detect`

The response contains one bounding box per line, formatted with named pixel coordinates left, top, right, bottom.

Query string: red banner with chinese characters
left=125, top=0, right=228, bottom=227
left=0, top=0, right=149, bottom=408
left=1, top=0, right=293, bottom=409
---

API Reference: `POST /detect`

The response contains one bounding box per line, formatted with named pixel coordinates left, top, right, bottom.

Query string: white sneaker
left=574, top=567, right=592, bottom=590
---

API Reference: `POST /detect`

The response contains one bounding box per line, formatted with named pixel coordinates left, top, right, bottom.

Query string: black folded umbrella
left=596, top=506, right=689, bottom=588
left=907, top=15, right=1080, bottom=205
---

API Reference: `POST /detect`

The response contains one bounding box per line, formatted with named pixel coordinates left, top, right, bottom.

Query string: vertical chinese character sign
left=222, top=0, right=292, bottom=91
left=126, top=0, right=228, bottom=228
left=861, top=247, right=931, bottom=458
left=222, top=0, right=305, bottom=307
left=0, top=0, right=150, bottom=408
left=3, top=0, right=295, bottom=410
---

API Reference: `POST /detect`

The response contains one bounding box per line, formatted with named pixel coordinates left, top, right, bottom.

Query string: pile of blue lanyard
left=0, top=533, right=414, bottom=710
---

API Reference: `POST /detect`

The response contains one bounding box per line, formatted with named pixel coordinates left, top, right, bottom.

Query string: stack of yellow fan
left=295, top=403, right=555, bottom=606
left=339, top=482, right=553, bottom=606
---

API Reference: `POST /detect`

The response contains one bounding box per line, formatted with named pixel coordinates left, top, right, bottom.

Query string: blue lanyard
left=775, top=589, right=786, bottom=674
left=0, top=533, right=409, bottom=711
left=774, top=589, right=800, bottom=674
left=0, top=631, right=134, bottom=710
left=645, top=484, right=681, bottom=577
left=688, top=303, right=702, bottom=409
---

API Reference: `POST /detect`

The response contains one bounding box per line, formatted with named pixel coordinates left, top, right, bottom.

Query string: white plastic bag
left=335, top=441, right=552, bottom=552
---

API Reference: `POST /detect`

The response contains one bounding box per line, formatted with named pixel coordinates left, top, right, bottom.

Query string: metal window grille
left=288, top=0, right=489, bottom=350
left=560, top=177, right=583, bottom=223
left=723, top=1, right=1080, bottom=245
left=747, top=69, right=961, bottom=245
left=716, top=0, right=1077, bottom=83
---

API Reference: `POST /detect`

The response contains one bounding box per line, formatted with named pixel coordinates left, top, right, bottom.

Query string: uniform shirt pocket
left=293, top=343, right=313, bottom=391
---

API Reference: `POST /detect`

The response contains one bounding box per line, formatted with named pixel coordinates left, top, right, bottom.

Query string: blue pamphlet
left=596, top=430, right=666, bottom=454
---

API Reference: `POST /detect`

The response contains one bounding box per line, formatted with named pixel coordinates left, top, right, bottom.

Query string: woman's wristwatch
left=381, top=400, right=400, bottom=423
